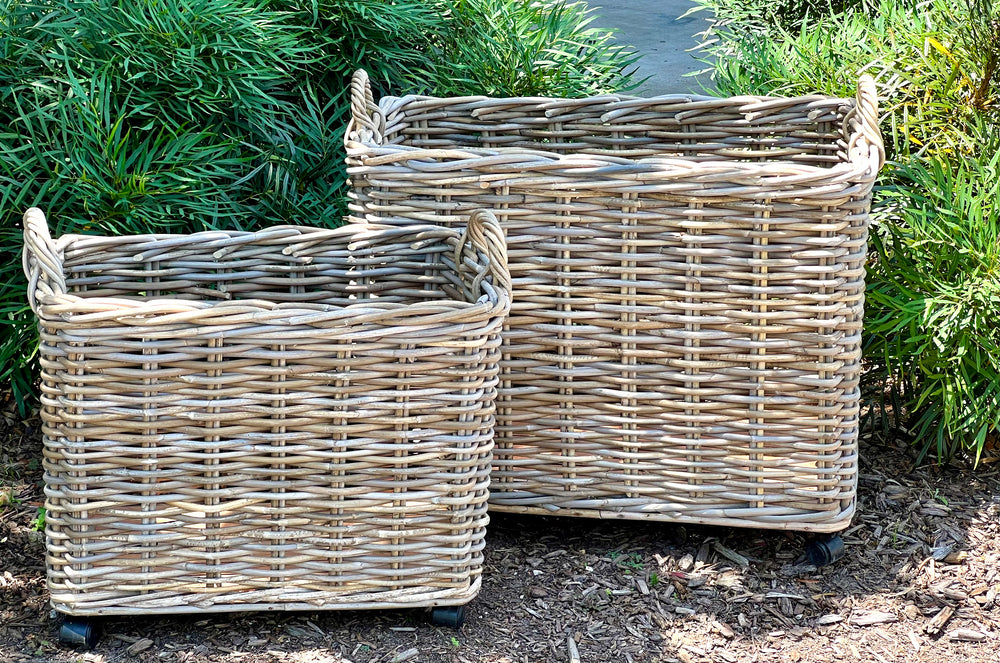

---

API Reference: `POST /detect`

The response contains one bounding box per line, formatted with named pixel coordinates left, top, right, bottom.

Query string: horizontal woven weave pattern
left=346, top=71, right=884, bottom=532
left=23, top=208, right=510, bottom=615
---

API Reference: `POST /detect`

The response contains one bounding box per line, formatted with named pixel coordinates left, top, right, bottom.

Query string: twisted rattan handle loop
left=22, top=207, right=66, bottom=315
left=853, top=74, right=885, bottom=175
left=458, top=210, right=511, bottom=297
left=349, top=69, right=383, bottom=143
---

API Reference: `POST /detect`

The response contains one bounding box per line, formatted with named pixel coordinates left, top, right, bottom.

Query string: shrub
left=0, top=0, right=637, bottom=407
left=430, top=0, right=639, bottom=97
left=693, top=0, right=1000, bottom=461
left=866, top=135, right=1000, bottom=462
left=693, top=0, right=998, bottom=159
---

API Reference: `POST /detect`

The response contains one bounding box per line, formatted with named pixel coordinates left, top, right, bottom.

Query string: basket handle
left=458, top=210, right=511, bottom=296
left=349, top=69, right=384, bottom=143
left=22, top=207, right=66, bottom=315
left=853, top=74, right=885, bottom=175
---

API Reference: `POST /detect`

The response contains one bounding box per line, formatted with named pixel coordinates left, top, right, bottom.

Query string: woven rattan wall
left=346, top=72, right=884, bottom=532
left=23, top=208, right=510, bottom=615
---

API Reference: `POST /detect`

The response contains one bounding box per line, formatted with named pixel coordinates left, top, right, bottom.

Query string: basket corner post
left=465, top=209, right=511, bottom=296
left=854, top=74, right=885, bottom=173
left=348, top=67, right=382, bottom=144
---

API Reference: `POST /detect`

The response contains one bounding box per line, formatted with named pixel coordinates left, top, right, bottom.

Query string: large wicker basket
left=346, top=71, right=884, bottom=532
left=23, top=208, right=510, bottom=616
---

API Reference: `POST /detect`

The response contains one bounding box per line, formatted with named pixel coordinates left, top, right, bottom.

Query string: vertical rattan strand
left=751, top=203, right=771, bottom=510
left=270, top=346, right=287, bottom=585
left=495, top=186, right=513, bottom=492
left=70, top=266, right=88, bottom=597
left=140, top=314, right=157, bottom=592
left=392, top=344, right=413, bottom=593
left=451, top=340, right=476, bottom=589
left=621, top=192, right=639, bottom=498
left=818, top=198, right=835, bottom=505
left=331, top=344, right=350, bottom=591
left=558, top=192, right=575, bottom=494
left=685, top=201, right=704, bottom=499
left=206, top=335, right=223, bottom=591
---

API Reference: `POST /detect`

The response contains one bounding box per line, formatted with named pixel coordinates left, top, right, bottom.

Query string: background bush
left=0, top=0, right=636, bottom=406
left=694, top=0, right=1000, bottom=461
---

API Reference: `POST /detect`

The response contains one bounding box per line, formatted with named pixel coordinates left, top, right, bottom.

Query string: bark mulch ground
left=3, top=391, right=999, bottom=663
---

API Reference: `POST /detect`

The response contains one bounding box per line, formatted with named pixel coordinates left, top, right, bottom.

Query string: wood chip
left=925, top=606, right=955, bottom=635
left=908, top=630, right=921, bottom=652
left=712, top=620, right=735, bottom=639
left=815, top=614, right=844, bottom=626
left=390, top=648, right=420, bottom=663
left=947, top=628, right=987, bottom=642
left=567, top=635, right=581, bottom=663
left=944, top=551, right=969, bottom=564
left=943, top=588, right=969, bottom=601
left=850, top=611, right=897, bottom=626
left=127, top=639, right=154, bottom=655
left=931, top=544, right=955, bottom=561
left=713, top=541, right=749, bottom=568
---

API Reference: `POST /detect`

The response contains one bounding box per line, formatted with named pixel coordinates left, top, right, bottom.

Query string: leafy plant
left=866, top=134, right=1000, bottom=462
left=692, top=0, right=998, bottom=159
left=30, top=506, right=45, bottom=531
left=0, top=0, right=636, bottom=407
left=693, top=0, right=1000, bottom=463
left=429, top=0, right=639, bottom=97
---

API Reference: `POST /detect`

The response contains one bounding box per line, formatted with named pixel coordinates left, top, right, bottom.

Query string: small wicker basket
left=23, top=208, right=510, bottom=616
left=346, top=71, right=884, bottom=532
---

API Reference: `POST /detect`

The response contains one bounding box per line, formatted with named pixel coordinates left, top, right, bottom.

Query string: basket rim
left=347, top=141, right=873, bottom=186
left=347, top=85, right=883, bottom=181
left=28, top=222, right=511, bottom=323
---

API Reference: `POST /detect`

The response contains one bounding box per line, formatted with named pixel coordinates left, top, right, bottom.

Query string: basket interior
left=58, top=228, right=490, bottom=306
left=384, top=95, right=853, bottom=167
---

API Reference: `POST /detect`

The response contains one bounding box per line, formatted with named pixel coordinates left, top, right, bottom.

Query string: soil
left=3, top=392, right=999, bottom=663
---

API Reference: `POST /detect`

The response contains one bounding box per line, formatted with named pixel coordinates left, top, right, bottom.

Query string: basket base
left=488, top=501, right=856, bottom=533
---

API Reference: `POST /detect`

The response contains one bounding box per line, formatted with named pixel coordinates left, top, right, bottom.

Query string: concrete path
left=587, top=0, right=714, bottom=95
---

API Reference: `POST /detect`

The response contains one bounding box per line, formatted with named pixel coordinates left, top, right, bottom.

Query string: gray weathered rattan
left=346, top=71, right=884, bottom=532
left=23, top=208, right=510, bottom=616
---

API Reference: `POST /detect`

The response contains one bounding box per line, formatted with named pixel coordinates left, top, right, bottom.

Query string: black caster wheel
left=59, top=617, right=99, bottom=649
left=431, top=605, right=466, bottom=628
left=806, top=534, right=846, bottom=567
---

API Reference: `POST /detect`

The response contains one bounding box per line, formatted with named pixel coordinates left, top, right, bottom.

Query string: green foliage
left=30, top=506, right=45, bottom=531
left=866, top=137, right=1000, bottom=463
left=697, top=0, right=875, bottom=32
left=694, top=0, right=1000, bottom=461
left=693, top=0, right=998, bottom=159
left=0, top=0, right=636, bottom=407
left=429, top=0, right=639, bottom=97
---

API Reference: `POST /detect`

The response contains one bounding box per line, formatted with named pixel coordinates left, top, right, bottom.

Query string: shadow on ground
left=2, top=394, right=999, bottom=663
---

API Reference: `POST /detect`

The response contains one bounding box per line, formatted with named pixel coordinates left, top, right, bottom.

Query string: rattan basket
left=346, top=71, right=885, bottom=532
left=23, top=208, right=510, bottom=616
